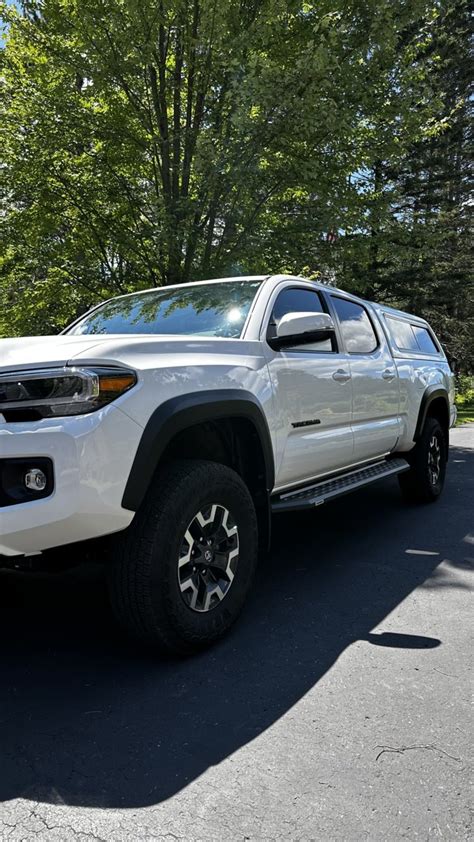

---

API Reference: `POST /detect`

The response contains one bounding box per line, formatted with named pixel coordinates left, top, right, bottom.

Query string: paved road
left=1, top=427, right=473, bottom=841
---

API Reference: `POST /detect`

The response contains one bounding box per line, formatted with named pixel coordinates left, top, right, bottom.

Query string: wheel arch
left=414, top=386, right=450, bottom=457
left=121, top=390, right=274, bottom=544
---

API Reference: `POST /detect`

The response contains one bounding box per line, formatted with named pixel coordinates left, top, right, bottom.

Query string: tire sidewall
left=417, top=418, right=446, bottom=500
left=148, top=465, right=257, bottom=645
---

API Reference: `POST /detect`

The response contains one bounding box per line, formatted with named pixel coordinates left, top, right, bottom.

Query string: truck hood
left=0, top=335, right=122, bottom=372
left=0, top=334, right=261, bottom=373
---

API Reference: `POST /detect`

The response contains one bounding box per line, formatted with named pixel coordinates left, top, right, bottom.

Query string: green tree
left=334, top=0, right=473, bottom=372
left=1, top=0, right=443, bottom=335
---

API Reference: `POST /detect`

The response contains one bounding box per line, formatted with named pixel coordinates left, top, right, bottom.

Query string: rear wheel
left=398, top=417, right=447, bottom=503
left=108, top=459, right=258, bottom=655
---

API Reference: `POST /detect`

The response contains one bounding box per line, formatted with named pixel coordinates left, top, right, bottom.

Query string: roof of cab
left=271, top=275, right=428, bottom=324
left=371, top=301, right=429, bottom=325
left=78, top=272, right=428, bottom=327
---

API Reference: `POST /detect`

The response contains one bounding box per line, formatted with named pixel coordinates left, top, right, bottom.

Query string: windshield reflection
left=67, top=280, right=263, bottom=339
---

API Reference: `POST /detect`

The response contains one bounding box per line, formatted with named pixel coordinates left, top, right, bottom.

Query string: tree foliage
left=0, top=0, right=470, bottom=372
left=333, top=0, right=473, bottom=372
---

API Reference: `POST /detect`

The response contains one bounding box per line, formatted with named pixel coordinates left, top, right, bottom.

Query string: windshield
left=66, top=280, right=263, bottom=339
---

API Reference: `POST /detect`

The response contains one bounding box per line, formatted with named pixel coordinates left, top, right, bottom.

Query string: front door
left=263, top=285, right=354, bottom=490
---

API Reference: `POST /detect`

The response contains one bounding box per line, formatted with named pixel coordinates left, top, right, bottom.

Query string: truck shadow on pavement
left=0, top=444, right=472, bottom=809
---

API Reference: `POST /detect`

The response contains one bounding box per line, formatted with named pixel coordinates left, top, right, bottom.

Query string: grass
left=454, top=378, right=474, bottom=426
left=455, top=405, right=474, bottom=426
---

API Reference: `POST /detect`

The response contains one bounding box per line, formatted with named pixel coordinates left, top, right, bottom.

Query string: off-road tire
left=398, top=417, right=447, bottom=504
left=108, top=459, right=258, bottom=655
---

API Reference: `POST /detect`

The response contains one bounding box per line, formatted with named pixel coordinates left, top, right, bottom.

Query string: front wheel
left=108, top=460, right=258, bottom=655
left=398, top=417, right=447, bottom=503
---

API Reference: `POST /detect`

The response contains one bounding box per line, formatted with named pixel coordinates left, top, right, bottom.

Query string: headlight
left=0, top=366, right=137, bottom=418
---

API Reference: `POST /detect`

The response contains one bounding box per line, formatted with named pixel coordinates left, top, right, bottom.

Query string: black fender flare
left=122, top=389, right=275, bottom=512
left=414, top=386, right=450, bottom=453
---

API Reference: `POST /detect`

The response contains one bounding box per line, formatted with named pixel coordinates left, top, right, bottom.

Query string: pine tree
left=338, top=0, right=473, bottom=372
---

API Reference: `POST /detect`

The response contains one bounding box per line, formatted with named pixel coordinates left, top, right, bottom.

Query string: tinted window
left=331, top=297, right=378, bottom=353
left=385, top=317, right=438, bottom=354
left=385, top=317, right=419, bottom=351
left=269, top=287, right=333, bottom=352
left=67, top=280, right=263, bottom=339
left=272, top=288, right=325, bottom=322
left=413, top=325, right=439, bottom=354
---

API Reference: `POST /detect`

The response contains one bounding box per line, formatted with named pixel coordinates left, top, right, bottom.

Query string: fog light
left=24, top=468, right=47, bottom=492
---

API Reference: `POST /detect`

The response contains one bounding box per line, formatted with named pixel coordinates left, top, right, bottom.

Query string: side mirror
left=270, top=311, right=336, bottom=349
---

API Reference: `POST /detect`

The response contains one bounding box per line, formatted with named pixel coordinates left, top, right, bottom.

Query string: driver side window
left=268, top=287, right=336, bottom=352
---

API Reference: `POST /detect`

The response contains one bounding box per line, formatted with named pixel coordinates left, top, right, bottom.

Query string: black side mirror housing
left=269, top=327, right=336, bottom=351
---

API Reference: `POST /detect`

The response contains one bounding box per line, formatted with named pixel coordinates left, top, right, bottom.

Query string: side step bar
left=271, top=458, right=410, bottom=513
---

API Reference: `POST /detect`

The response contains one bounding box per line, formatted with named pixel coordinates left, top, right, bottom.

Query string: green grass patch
left=456, top=406, right=474, bottom=426
left=454, top=377, right=474, bottom=425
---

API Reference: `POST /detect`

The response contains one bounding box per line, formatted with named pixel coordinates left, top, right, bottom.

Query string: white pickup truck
left=0, top=275, right=456, bottom=653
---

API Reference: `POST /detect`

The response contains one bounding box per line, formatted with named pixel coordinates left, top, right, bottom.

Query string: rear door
left=328, top=295, right=401, bottom=461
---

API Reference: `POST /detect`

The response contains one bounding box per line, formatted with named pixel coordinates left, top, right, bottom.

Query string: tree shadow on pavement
left=0, top=445, right=472, bottom=808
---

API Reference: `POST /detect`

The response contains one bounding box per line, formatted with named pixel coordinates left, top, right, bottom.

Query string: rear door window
left=331, top=297, right=378, bottom=354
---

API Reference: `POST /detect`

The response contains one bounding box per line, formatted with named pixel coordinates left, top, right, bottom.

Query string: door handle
left=332, top=369, right=351, bottom=383
left=382, top=368, right=396, bottom=381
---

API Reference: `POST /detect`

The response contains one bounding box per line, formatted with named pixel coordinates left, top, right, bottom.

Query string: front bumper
left=0, top=405, right=142, bottom=556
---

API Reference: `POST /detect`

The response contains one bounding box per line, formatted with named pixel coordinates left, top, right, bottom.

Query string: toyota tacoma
left=0, top=275, right=456, bottom=653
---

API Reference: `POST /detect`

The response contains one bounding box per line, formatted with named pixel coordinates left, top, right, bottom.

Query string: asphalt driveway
left=1, top=426, right=472, bottom=840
